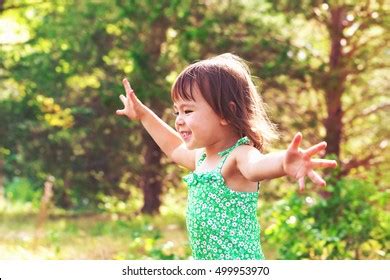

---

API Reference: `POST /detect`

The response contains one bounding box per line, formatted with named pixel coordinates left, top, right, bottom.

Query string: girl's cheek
left=185, top=115, right=193, bottom=126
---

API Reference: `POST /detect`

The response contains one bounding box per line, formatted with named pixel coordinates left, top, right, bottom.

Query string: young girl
left=116, top=53, right=337, bottom=260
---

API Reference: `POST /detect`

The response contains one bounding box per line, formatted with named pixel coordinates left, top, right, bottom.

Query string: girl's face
left=173, top=88, right=226, bottom=150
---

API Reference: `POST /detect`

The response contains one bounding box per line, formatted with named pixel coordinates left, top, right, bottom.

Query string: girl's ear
left=220, top=101, right=237, bottom=126
left=220, top=119, right=229, bottom=125
left=228, top=101, right=237, bottom=113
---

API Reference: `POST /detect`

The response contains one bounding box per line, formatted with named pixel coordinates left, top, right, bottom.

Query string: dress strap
left=216, top=136, right=250, bottom=172
left=196, top=152, right=207, bottom=168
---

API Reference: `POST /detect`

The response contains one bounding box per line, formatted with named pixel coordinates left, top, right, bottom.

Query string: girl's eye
left=172, top=110, right=193, bottom=116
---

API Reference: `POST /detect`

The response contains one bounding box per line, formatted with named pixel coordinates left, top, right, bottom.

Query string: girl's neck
left=204, top=130, right=241, bottom=158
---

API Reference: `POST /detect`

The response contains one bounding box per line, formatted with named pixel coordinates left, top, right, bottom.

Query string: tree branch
left=360, top=102, right=390, bottom=117
left=344, top=101, right=390, bottom=129
left=341, top=153, right=377, bottom=176
left=0, top=0, right=48, bottom=13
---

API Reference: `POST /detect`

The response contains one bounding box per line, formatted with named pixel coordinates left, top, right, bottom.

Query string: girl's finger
left=116, top=109, right=124, bottom=115
left=311, top=159, right=338, bottom=169
left=304, top=141, right=327, bottom=157
left=298, top=177, right=305, bottom=192
left=128, top=88, right=138, bottom=104
left=289, top=132, right=302, bottom=152
left=307, top=170, right=326, bottom=186
left=122, top=78, right=133, bottom=94
left=119, top=94, right=127, bottom=104
left=122, top=79, right=139, bottom=106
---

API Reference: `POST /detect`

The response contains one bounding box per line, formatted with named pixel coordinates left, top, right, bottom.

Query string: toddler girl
left=116, top=53, right=337, bottom=260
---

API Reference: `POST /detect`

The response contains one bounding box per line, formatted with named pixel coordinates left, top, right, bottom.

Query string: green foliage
left=0, top=0, right=388, bottom=260
left=264, top=178, right=389, bottom=259
left=97, top=182, right=144, bottom=215
left=5, top=177, right=42, bottom=206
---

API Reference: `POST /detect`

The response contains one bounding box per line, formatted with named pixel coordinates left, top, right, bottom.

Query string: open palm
left=283, top=132, right=337, bottom=191
left=116, top=78, right=145, bottom=120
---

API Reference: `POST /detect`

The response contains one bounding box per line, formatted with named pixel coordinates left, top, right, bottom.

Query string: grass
left=0, top=201, right=190, bottom=260
left=0, top=184, right=277, bottom=260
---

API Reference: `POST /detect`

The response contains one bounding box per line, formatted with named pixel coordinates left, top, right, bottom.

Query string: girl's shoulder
left=231, top=144, right=263, bottom=163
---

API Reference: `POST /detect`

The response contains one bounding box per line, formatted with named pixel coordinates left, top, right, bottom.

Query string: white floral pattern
left=184, top=137, right=265, bottom=260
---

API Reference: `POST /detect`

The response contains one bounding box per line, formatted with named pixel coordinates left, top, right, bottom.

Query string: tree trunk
left=324, top=85, right=343, bottom=156
left=138, top=14, right=170, bottom=215
left=323, top=7, right=346, bottom=157
left=140, top=130, right=163, bottom=214
left=0, top=158, right=4, bottom=203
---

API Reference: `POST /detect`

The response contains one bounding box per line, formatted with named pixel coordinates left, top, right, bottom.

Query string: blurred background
left=0, top=0, right=389, bottom=260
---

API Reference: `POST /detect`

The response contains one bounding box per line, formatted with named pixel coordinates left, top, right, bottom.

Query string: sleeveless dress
left=184, top=137, right=265, bottom=260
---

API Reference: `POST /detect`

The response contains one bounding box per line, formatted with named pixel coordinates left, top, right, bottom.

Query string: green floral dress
left=184, top=137, right=265, bottom=260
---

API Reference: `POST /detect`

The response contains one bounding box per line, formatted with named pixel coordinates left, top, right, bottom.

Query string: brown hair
left=171, top=53, right=278, bottom=151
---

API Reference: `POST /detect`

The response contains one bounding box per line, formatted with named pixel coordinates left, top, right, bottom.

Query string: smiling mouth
left=180, top=131, right=192, bottom=141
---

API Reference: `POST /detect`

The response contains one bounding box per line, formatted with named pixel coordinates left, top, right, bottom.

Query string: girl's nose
left=175, top=115, right=184, bottom=126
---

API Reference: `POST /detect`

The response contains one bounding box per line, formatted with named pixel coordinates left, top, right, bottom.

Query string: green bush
left=264, top=178, right=389, bottom=259
left=5, top=177, right=42, bottom=206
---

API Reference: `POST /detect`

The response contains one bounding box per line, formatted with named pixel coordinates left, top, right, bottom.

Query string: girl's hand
left=283, top=132, right=337, bottom=191
left=116, top=78, right=146, bottom=120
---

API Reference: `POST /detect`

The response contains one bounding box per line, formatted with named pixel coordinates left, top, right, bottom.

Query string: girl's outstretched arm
left=116, top=78, right=196, bottom=170
left=236, top=132, right=337, bottom=190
